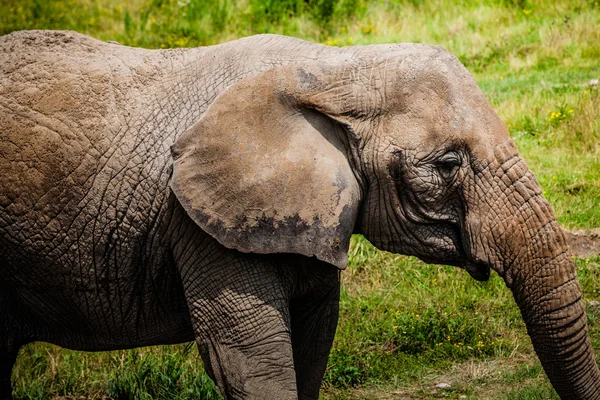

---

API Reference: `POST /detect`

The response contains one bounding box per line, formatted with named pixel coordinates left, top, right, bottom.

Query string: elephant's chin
left=464, top=259, right=491, bottom=281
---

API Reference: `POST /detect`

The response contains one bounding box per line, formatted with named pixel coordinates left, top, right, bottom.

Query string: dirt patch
left=565, top=228, right=600, bottom=258
left=323, top=356, right=544, bottom=400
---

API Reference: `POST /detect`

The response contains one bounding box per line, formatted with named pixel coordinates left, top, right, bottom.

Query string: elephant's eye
left=436, top=152, right=461, bottom=180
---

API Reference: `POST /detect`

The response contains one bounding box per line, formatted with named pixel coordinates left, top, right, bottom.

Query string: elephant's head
left=170, top=44, right=600, bottom=398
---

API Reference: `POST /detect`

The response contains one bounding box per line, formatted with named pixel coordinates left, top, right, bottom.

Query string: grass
left=12, top=343, right=219, bottom=400
left=2, top=0, right=600, bottom=398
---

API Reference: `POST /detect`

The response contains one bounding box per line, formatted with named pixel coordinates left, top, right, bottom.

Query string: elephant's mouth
left=383, top=206, right=492, bottom=281
left=463, top=259, right=491, bottom=281
left=432, top=226, right=491, bottom=282
left=410, top=224, right=491, bottom=281
left=420, top=254, right=491, bottom=282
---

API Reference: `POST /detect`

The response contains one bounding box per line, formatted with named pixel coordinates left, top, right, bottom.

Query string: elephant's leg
left=0, top=344, right=18, bottom=400
left=175, top=239, right=297, bottom=399
left=289, top=267, right=340, bottom=400
left=1, top=287, right=20, bottom=400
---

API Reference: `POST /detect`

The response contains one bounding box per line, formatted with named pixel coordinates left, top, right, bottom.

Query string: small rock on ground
left=435, top=382, right=452, bottom=389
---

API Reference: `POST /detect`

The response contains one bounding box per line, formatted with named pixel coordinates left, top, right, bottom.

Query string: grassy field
left=2, top=0, right=599, bottom=398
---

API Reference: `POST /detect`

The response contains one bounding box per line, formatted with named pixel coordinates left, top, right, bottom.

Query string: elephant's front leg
left=176, top=240, right=297, bottom=400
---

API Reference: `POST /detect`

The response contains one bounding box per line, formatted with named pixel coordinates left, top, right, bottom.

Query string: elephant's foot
left=197, top=335, right=298, bottom=400
left=290, top=265, right=340, bottom=400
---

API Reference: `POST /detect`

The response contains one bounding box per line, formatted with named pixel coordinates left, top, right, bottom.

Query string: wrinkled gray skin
left=1, top=31, right=599, bottom=400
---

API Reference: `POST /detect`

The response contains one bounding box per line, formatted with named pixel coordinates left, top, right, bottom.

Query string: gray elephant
left=0, top=30, right=598, bottom=400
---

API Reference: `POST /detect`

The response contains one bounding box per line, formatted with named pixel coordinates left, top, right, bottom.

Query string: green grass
left=3, top=0, right=600, bottom=398
left=12, top=343, right=221, bottom=400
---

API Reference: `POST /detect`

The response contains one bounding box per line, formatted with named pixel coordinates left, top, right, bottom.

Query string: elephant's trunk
left=507, top=222, right=600, bottom=399
left=470, top=142, right=600, bottom=398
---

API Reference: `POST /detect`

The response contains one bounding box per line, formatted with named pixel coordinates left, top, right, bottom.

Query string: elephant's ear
left=170, top=64, right=362, bottom=268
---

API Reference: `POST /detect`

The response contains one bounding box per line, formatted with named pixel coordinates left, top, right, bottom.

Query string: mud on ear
left=170, top=65, right=361, bottom=268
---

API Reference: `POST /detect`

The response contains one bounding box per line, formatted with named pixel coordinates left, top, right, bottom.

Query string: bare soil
left=566, top=228, right=600, bottom=259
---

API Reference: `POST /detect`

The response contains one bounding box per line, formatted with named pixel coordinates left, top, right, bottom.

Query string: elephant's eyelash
left=436, top=156, right=461, bottom=171
left=435, top=151, right=463, bottom=181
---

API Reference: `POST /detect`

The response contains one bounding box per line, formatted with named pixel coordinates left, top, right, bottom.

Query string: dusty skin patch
left=566, top=228, right=600, bottom=259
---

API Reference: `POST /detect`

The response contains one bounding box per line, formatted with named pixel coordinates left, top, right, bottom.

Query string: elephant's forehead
left=378, top=86, right=509, bottom=160
left=379, top=63, right=507, bottom=155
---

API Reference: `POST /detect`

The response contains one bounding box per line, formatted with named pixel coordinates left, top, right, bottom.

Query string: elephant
left=0, top=30, right=599, bottom=399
